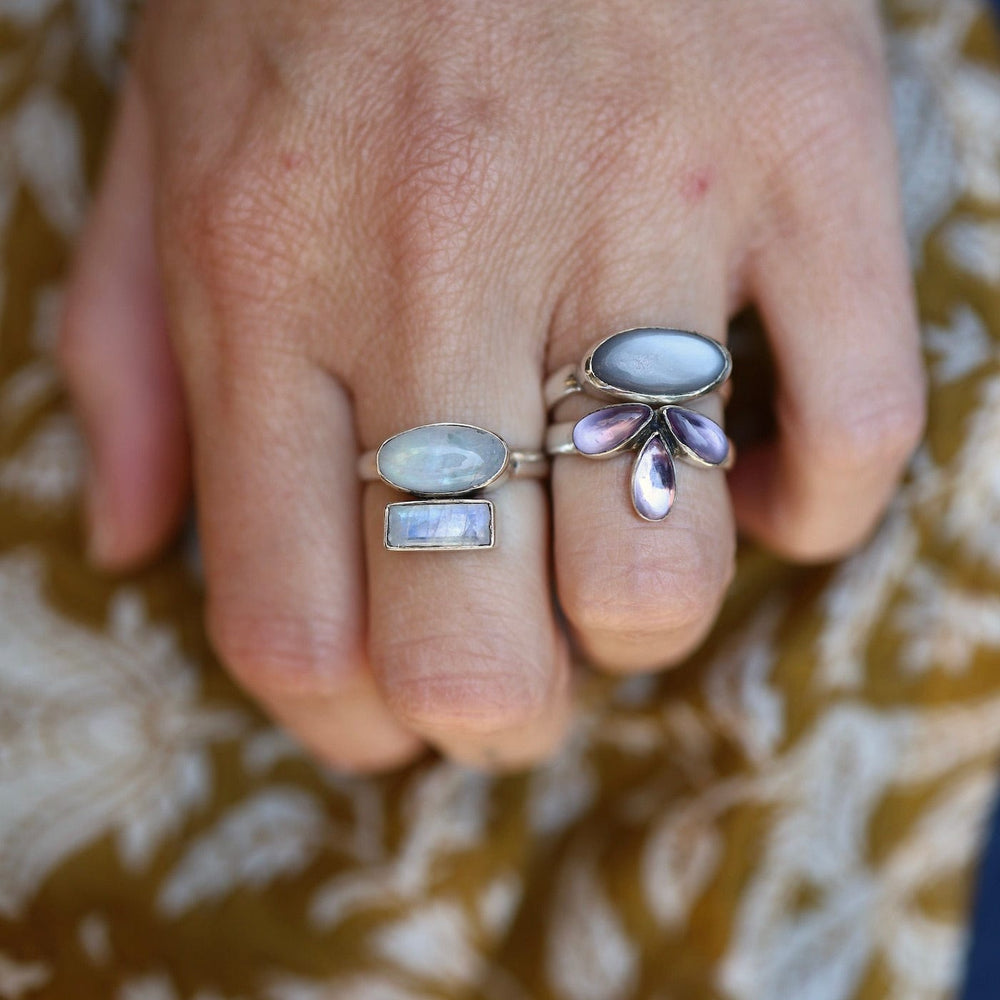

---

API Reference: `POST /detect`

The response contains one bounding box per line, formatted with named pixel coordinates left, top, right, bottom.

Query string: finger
left=169, top=322, right=422, bottom=771
left=353, top=294, right=572, bottom=769
left=728, top=97, right=926, bottom=561
left=58, top=76, right=189, bottom=569
left=551, top=248, right=736, bottom=673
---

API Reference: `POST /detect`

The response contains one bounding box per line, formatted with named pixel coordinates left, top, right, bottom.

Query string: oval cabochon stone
left=377, top=424, right=508, bottom=496
left=588, top=328, right=729, bottom=401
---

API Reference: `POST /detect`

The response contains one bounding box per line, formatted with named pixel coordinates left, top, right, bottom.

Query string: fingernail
left=85, top=469, right=116, bottom=565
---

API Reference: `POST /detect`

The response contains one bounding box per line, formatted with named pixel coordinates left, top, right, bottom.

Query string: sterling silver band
left=544, top=363, right=584, bottom=410
left=356, top=447, right=548, bottom=487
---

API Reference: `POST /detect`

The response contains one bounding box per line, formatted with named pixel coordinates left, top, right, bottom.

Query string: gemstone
left=632, top=435, right=675, bottom=520
left=385, top=500, right=494, bottom=550
left=377, top=424, right=508, bottom=496
left=588, top=328, right=729, bottom=401
left=662, top=407, right=729, bottom=465
left=572, top=404, right=652, bottom=455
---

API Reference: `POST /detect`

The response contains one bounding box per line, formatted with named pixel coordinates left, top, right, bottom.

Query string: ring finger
left=550, top=238, right=736, bottom=672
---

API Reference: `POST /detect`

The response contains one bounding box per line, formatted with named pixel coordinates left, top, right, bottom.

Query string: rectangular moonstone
left=384, top=499, right=495, bottom=551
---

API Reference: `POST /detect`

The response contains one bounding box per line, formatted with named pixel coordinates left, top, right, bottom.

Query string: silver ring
left=545, top=328, right=733, bottom=522
left=358, top=422, right=547, bottom=551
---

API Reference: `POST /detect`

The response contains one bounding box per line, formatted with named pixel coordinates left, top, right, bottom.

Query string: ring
left=358, top=422, right=547, bottom=551
left=544, top=328, right=733, bottom=522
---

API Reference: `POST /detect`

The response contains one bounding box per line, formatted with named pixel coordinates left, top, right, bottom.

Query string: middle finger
left=352, top=290, right=572, bottom=769
left=550, top=245, right=736, bottom=672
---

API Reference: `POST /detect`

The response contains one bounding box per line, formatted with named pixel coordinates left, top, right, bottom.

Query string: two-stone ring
left=356, top=423, right=547, bottom=551
left=358, top=328, right=733, bottom=550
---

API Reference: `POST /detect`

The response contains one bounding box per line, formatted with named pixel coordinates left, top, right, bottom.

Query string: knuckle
left=802, top=378, right=926, bottom=476
left=750, top=17, right=888, bottom=187
left=377, top=633, right=553, bottom=736
left=562, top=528, right=733, bottom=639
left=360, top=92, right=528, bottom=372
left=380, top=86, right=511, bottom=273
left=208, top=606, right=360, bottom=700
left=163, top=154, right=325, bottom=367
left=166, top=154, right=311, bottom=317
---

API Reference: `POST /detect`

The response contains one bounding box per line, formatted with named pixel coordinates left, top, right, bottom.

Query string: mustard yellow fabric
left=3, top=1, right=1000, bottom=997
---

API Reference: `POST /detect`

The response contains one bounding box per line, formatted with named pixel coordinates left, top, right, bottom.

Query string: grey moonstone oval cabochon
left=588, top=328, right=729, bottom=400
left=377, top=424, right=508, bottom=496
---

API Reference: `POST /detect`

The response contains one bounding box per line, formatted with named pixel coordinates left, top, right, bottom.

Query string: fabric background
left=959, top=5, right=1000, bottom=997
left=3, top=1, right=1000, bottom=998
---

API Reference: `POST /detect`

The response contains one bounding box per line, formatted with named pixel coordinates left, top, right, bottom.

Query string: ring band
left=358, top=422, right=547, bottom=551
left=356, top=446, right=548, bottom=487
left=544, top=328, right=732, bottom=522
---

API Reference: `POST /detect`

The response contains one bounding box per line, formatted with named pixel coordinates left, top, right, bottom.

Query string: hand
left=59, top=0, right=925, bottom=770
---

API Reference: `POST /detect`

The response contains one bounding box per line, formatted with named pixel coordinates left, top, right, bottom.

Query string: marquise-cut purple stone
left=632, top=435, right=675, bottom=520
left=572, top=404, right=652, bottom=455
left=662, top=407, right=729, bottom=466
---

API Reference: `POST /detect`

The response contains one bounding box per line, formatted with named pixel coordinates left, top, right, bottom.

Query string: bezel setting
left=375, top=422, right=511, bottom=498
left=580, top=327, right=732, bottom=405
left=384, top=498, right=496, bottom=551
left=571, top=403, right=655, bottom=458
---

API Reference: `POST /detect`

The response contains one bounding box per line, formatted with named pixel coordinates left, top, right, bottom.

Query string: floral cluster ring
left=544, top=328, right=734, bottom=521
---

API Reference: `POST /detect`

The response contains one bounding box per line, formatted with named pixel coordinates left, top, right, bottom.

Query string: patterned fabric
left=2, top=1, right=1000, bottom=998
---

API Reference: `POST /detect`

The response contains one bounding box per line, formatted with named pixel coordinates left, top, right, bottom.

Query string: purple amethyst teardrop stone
left=632, top=435, right=675, bottom=520
left=573, top=404, right=652, bottom=455
left=662, top=407, right=729, bottom=466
